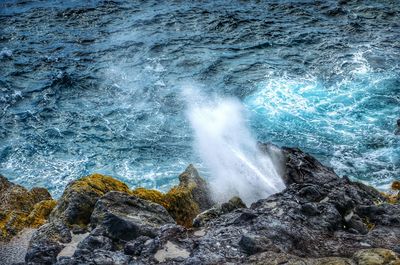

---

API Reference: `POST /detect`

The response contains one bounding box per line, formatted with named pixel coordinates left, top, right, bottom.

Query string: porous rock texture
left=2, top=146, right=400, bottom=264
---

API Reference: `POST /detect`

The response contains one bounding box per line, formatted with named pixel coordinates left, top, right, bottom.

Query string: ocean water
left=0, top=0, right=399, bottom=197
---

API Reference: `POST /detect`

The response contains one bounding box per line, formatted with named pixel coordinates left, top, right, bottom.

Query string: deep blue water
left=0, top=0, right=399, bottom=197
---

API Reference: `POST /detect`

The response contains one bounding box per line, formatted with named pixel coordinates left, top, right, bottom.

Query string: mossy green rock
left=50, top=173, right=131, bottom=227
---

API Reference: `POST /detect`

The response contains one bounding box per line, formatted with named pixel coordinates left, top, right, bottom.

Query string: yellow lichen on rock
left=0, top=200, right=56, bottom=241
left=26, top=199, right=57, bottom=227
left=50, top=173, right=132, bottom=226
left=0, top=175, right=54, bottom=241
left=131, top=165, right=213, bottom=228
left=164, top=186, right=200, bottom=227
left=380, top=181, right=400, bottom=204
left=68, top=173, right=131, bottom=195
left=132, top=186, right=202, bottom=227
left=132, top=187, right=165, bottom=206
left=0, top=211, right=28, bottom=240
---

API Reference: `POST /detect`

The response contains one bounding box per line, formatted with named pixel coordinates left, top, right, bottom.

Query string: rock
left=131, top=187, right=165, bottom=206
left=154, top=241, right=190, bottom=263
left=193, top=196, right=246, bottom=227
left=355, top=204, right=400, bottom=228
left=133, top=164, right=214, bottom=227
left=30, top=188, right=53, bottom=203
left=25, top=221, right=72, bottom=264
left=45, top=191, right=176, bottom=264
left=26, top=173, right=173, bottom=265
left=392, top=181, right=400, bottom=191
left=382, top=181, right=400, bottom=204
left=124, top=235, right=151, bottom=256
left=353, top=248, right=400, bottom=265
left=154, top=147, right=399, bottom=263
left=57, top=232, right=89, bottom=259
left=345, top=213, right=369, bottom=235
left=90, top=191, right=175, bottom=241
left=162, top=164, right=213, bottom=227
left=246, top=248, right=400, bottom=265
left=26, top=239, right=64, bottom=265
left=16, top=147, right=400, bottom=264
left=26, top=200, right=58, bottom=227
left=239, top=234, right=278, bottom=255
left=245, top=251, right=354, bottom=265
left=221, top=196, right=246, bottom=212
left=192, top=207, right=221, bottom=228
left=76, top=234, right=112, bottom=252
left=175, top=164, right=214, bottom=211
left=0, top=180, right=51, bottom=213
left=0, top=175, right=54, bottom=241
left=56, top=249, right=131, bottom=265
left=50, top=173, right=131, bottom=227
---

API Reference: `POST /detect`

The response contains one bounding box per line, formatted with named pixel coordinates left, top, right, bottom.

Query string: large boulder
left=0, top=175, right=55, bottom=241
left=50, top=192, right=175, bottom=265
left=25, top=221, right=71, bottom=265
left=26, top=174, right=132, bottom=264
left=90, top=191, right=175, bottom=241
left=50, top=173, right=131, bottom=227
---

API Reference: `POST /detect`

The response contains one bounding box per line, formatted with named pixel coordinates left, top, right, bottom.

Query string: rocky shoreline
left=1, top=145, right=399, bottom=265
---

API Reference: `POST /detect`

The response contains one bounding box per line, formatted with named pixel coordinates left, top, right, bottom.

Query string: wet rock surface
left=1, top=146, right=400, bottom=264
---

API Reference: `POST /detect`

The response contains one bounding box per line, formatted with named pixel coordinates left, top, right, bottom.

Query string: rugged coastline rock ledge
left=1, top=145, right=400, bottom=265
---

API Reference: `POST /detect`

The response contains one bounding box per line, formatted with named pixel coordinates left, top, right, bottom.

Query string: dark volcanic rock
left=193, top=196, right=246, bottom=227
left=56, top=249, right=131, bottom=265
left=90, top=191, right=175, bottom=241
left=25, top=221, right=71, bottom=264
left=23, top=147, right=400, bottom=264
left=26, top=191, right=175, bottom=264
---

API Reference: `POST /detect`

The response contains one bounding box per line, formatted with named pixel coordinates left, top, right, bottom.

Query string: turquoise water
left=246, top=70, right=399, bottom=187
left=0, top=0, right=399, bottom=196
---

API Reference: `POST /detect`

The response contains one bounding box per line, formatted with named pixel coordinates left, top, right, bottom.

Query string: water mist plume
left=184, top=88, right=285, bottom=205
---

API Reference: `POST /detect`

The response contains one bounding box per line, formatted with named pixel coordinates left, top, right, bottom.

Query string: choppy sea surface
left=0, top=0, right=399, bottom=197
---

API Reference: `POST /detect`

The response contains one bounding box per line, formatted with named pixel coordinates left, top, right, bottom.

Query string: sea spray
left=184, top=88, right=285, bottom=204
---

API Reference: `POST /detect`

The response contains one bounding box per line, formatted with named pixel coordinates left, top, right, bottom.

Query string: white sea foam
left=183, top=87, right=285, bottom=204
